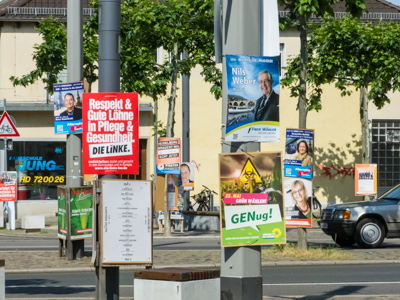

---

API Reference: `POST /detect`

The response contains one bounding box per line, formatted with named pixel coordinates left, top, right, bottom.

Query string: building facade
left=0, top=0, right=399, bottom=218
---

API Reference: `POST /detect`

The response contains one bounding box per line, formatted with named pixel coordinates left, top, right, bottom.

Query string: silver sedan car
left=319, top=184, right=400, bottom=248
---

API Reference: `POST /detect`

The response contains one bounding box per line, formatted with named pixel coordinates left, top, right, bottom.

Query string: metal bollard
left=0, top=259, right=5, bottom=300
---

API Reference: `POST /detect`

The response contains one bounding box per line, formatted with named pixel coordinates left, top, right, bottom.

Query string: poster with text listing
left=156, top=137, right=181, bottom=175
left=284, top=129, right=314, bottom=179
left=54, top=81, right=84, bottom=134
left=219, top=152, right=286, bottom=247
left=0, top=172, right=17, bottom=201
left=225, top=55, right=280, bottom=142
left=70, top=186, right=93, bottom=240
left=82, top=93, right=139, bottom=175
left=284, top=177, right=312, bottom=228
left=101, top=180, right=152, bottom=264
left=355, top=164, right=377, bottom=196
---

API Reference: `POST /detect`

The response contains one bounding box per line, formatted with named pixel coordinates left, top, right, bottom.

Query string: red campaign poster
left=82, top=93, right=139, bottom=175
left=0, top=172, right=17, bottom=201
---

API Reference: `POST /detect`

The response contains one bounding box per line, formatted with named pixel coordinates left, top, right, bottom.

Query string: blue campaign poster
left=225, top=55, right=280, bottom=142
left=284, top=129, right=314, bottom=179
left=54, top=82, right=84, bottom=134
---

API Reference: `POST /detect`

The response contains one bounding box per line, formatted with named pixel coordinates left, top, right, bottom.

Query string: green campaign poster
left=57, top=186, right=67, bottom=239
left=219, top=152, right=286, bottom=247
left=70, top=186, right=93, bottom=240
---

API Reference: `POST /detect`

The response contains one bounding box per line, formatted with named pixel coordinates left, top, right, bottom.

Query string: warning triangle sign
left=239, top=158, right=262, bottom=184
left=0, top=112, right=19, bottom=137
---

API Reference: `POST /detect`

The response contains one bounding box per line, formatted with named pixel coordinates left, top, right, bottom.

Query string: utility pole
left=219, top=1, right=280, bottom=299
left=182, top=51, right=190, bottom=212
left=95, top=0, right=121, bottom=299
left=220, top=1, right=262, bottom=299
left=66, top=0, right=84, bottom=260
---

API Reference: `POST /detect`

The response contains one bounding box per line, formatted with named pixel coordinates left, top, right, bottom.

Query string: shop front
left=6, top=139, right=66, bottom=217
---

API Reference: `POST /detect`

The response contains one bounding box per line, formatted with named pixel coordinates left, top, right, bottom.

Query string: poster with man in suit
left=225, top=55, right=280, bottom=142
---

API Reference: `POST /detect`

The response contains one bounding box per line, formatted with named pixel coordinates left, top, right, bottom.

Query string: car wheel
left=332, top=235, right=355, bottom=247
left=355, top=218, right=385, bottom=249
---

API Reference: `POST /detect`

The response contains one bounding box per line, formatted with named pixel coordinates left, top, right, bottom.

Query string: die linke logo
left=0, top=111, right=19, bottom=137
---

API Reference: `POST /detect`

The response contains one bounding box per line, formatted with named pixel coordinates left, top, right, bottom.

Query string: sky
left=386, top=0, right=400, bottom=6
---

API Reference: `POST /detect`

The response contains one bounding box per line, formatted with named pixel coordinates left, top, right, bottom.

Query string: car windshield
left=379, top=185, right=400, bottom=201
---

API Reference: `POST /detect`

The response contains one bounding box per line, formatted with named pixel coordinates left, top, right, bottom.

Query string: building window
left=371, top=120, right=400, bottom=188
left=7, top=140, right=66, bottom=200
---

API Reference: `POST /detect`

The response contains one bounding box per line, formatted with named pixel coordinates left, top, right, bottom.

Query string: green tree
left=286, top=17, right=400, bottom=166
left=279, top=0, right=365, bottom=250
left=10, top=17, right=98, bottom=93
left=279, top=0, right=365, bottom=128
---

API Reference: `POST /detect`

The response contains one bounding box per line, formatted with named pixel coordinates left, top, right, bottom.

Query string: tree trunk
left=163, top=174, right=171, bottom=237
left=166, top=42, right=178, bottom=137
left=163, top=42, right=179, bottom=237
left=298, top=15, right=308, bottom=130
left=297, top=14, right=308, bottom=250
left=360, top=83, right=370, bottom=201
left=360, top=83, right=369, bottom=164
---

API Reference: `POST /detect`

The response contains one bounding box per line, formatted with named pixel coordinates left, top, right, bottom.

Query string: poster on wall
left=178, top=162, right=194, bottom=191
left=284, top=177, right=313, bottom=228
left=219, top=152, right=285, bottom=247
left=156, top=137, right=181, bottom=174
left=355, top=164, right=377, bottom=196
left=54, top=81, right=84, bottom=134
left=57, top=186, right=67, bottom=239
left=225, top=55, right=280, bottom=142
left=0, top=172, right=17, bottom=202
left=284, top=129, right=314, bottom=179
left=70, top=186, right=93, bottom=240
left=82, top=93, right=139, bottom=175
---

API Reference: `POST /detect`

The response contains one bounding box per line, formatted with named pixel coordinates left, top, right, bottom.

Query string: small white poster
left=101, top=180, right=152, bottom=264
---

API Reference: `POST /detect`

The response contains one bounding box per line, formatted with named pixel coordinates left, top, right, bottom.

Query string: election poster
left=355, top=164, right=377, bottom=196
left=70, top=186, right=93, bottom=240
left=284, top=177, right=313, bottom=228
left=156, top=137, right=181, bottom=175
left=0, top=172, right=17, bottom=202
left=225, top=55, right=280, bottom=142
left=57, top=186, right=67, bottom=239
left=178, top=162, right=194, bottom=191
left=284, top=129, right=314, bottom=179
left=54, top=81, right=84, bottom=134
left=219, top=152, right=285, bottom=247
left=82, top=93, right=139, bottom=175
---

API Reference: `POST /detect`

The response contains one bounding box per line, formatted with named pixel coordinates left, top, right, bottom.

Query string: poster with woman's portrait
left=284, top=128, right=314, bottom=179
left=284, top=177, right=312, bottom=228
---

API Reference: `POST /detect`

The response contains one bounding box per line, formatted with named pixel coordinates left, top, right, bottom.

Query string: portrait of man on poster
left=253, top=71, right=279, bottom=122
left=60, top=93, right=82, bottom=120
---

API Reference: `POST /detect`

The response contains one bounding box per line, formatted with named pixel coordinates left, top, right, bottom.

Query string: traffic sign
left=0, top=112, right=19, bottom=137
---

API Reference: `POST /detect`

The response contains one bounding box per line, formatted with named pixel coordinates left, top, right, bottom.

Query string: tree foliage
left=10, top=0, right=221, bottom=136
left=278, top=0, right=365, bottom=129
left=283, top=17, right=400, bottom=163
left=10, top=17, right=98, bottom=94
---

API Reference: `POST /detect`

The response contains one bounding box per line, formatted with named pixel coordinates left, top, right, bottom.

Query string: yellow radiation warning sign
left=239, top=158, right=262, bottom=184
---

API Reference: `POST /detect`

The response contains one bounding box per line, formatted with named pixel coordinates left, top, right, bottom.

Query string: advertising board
left=82, top=93, right=139, bottom=175
left=219, top=152, right=286, bottom=247
left=225, top=55, right=280, bottom=142
left=101, top=180, right=152, bottom=264
left=54, top=82, right=84, bottom=134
